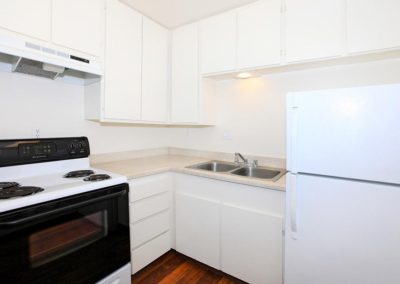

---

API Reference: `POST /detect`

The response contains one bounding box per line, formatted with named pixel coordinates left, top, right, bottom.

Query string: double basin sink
left=187, top=160, right=286, bottom=182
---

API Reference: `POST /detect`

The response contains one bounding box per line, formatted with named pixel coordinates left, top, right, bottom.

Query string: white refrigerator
left=285, top=84, right=400, bottom=284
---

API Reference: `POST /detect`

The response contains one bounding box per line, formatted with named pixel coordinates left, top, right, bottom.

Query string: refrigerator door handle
left=288, top=174, right=298, bottom=240
left=287, top=97, right=299, bottom=173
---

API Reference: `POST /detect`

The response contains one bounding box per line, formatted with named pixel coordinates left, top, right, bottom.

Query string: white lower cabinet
left=175, top=193, right=220, bottom=268
left=221, top=204, right=283, bottom=284
left=128, top=174, right=172, bottom=274
left=174, top=173, right=285, bottom=283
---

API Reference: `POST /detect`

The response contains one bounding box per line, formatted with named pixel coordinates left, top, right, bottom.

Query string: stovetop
left=0, top=160, right=127, bottom=213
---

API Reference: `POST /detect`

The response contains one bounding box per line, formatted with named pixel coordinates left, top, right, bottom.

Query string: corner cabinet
left=141, top=17, right=169, bottom=123
left=199, top=0, right=284, bottom=75
left=175, top=193, right=220, bottom=268
left=174, top=173, right=285, bottom=284
left=171, top=23, right=216, bottom=125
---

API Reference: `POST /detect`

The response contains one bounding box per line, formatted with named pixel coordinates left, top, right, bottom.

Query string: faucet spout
left=234, top=152, right=248, bottom=165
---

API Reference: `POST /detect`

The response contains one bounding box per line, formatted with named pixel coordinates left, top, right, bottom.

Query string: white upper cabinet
left=0, top=0, right=51, bottom=41
left=237, top=0, right=282, bottom=69
left=285, top=0, right=345, bottom=63
left=52, top=0, right=105, bottom=57
left=141, top=17, right=169, bottom=122
left=200, top=11, right=237, bottom=75
left=171, top=23, right=199, bottom=124
left=103, top=0, right=142, bottom=121
left=347, top=0, right=400, bottom=54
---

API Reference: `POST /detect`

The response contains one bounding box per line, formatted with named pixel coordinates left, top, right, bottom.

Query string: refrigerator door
left=285, top=173, right=400, bottom=284
left=287, top=84, right=400, bottom=184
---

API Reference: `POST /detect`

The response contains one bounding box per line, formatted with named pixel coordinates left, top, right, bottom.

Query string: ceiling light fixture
left=236, top=72, right=253, bottom=79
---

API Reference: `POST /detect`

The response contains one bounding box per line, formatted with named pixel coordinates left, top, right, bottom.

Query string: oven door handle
left=0, top=189, right=127, bottom=227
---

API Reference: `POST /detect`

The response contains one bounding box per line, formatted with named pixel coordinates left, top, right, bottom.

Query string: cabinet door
left=141, top=17, right=169, bottom=122
left=0, top=0, right=51, bottom=41
left=221, top=203, right=283, bottom=284
left=200, top=11, right=236, bottom=74
left=285, top=0, right=345, bottom=62
left=347, top=0, right=400, bottom=54
left=171, top=24, right=199, bottom=123
left=52, top=0, right=105, bottom=56
left=237, top=0, right=282, bottom=69
left=103, top=0, right=142, bottom=121
left=175, top=193, right=220, bottom=269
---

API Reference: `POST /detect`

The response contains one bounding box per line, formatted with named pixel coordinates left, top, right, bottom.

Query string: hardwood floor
left=132, top=250, right=247, bottom=284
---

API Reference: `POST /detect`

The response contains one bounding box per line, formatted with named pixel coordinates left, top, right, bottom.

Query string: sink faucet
left=235, top=152, right=248, bottom=165
left=235, top=153, right=258, bottom=167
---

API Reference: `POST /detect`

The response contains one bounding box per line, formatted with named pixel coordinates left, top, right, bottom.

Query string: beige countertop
left=92, top=154, right=286, bottom=191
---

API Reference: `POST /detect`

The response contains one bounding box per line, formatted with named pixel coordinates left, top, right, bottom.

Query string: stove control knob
left=69, top=143, right=77, bottom=155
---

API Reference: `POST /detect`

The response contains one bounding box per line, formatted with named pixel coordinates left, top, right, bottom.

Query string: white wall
left=0, top=71, right=170, bottom=154
left=1, top=60, right=400, bottom=158
left=168, top=59, right=400, bottom=159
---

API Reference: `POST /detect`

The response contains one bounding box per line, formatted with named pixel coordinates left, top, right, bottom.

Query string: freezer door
left=285, top=173, right=400, bottom=284
left=287, top=84, right=400, bottom=184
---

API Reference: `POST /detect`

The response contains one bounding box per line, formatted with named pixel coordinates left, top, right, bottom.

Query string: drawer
left=130, top=210, right=170, bottom=249
left=129, top=174, right=171, bottom=202
left=130, top=192, right=170, bottom=223
left=131, top=232, right=171, bottom=274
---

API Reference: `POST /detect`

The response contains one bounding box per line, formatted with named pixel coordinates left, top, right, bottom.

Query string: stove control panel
left=0, top=137, right=90, bottom=167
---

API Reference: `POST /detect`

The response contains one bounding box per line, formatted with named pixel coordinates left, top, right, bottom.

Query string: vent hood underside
left=12, top=57, right=65, bottom=80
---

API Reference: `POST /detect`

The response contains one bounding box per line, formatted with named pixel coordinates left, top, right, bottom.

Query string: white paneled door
left=175, top=193, right=220, bottom=269
left=0, top=0, right=51, bottom=41
left=237, top=0, right=282, bottom=69
left=141, top=17, right=169, bottom=122
left=347, top=0, right=400, bottom=54
left=285, top=0, right=345, bottom=62
left=52, top=0, right=105, bottom=56
left=171, top=23, right=200, bottom=124
left=200, top=11, right=237, bottom=74
left=103, top=0, right=142, bottom=121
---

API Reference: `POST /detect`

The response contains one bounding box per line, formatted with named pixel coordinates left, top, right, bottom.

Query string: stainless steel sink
left=230, top=167, right=285, bottom=181
left=187, top=160, right=286, bottom=182
left=188, top=161, right=239, bottom=172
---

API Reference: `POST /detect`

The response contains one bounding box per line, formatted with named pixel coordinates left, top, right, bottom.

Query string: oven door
left=0, top=183, right=130, bottom=284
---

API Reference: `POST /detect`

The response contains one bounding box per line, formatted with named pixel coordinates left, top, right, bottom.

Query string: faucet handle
left=253, top=160, right=258, bottom=167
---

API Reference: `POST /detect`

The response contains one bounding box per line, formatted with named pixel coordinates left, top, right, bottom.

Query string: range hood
left=0, top=33, right=103, bottom=81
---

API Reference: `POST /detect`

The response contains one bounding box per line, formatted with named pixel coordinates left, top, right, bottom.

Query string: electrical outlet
left=34, top=129, right=40, bottom=138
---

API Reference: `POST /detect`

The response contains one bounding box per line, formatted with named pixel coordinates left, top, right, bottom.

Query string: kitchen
left=0, top=0, right=399, bottom=283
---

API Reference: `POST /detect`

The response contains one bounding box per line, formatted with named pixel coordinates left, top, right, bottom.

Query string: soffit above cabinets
left=121, top=0, right=258, bottom=28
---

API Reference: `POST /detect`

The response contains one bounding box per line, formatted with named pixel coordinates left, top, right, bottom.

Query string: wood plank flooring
left=132, top=250, right=247, bottom=284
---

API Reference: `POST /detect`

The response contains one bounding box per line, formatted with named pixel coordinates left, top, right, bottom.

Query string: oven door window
left=29, top=210, right=108, bottom=267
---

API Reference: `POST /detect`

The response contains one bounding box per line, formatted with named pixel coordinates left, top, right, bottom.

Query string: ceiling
left=121, top=0, right=258, bottom=28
